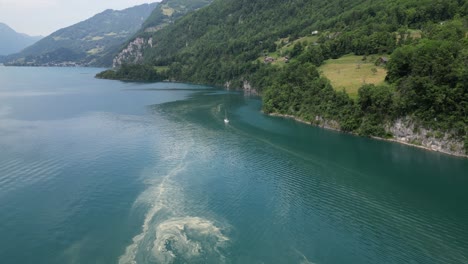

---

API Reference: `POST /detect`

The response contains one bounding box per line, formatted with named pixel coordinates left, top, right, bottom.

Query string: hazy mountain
left=5, top=3, right=158, bottom=67
left=0, top=23, right=42, bottom=56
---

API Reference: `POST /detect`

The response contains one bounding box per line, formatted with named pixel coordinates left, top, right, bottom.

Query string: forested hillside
left=112, top=0, right=212, bottom=67
left=99, top=0, right=468, bottom=155
left=4, top=3, right=157, bottom=67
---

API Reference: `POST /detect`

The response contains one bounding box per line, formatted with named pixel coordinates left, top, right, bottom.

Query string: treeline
left=386, top=21, right=468, bottom=134
left=262, top=62, right=362, bottom=132
left=262, top=19, right=467, bottom=152
left=106, top=0, right=466, bottom=86
left=141, top=0, right=467, bottom=83
left=141, top=0, right=212, bottom=30
left=99, top=0, right=467, bottom=152
left=96, top=64, right=165, bottom=81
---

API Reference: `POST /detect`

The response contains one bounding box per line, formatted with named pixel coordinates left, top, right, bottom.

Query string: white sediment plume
left=119, top=163, right=187, bottom=264
left=119, top=131, right=229, bottom=264
left=119, top=134, right=192, bottom=264
left=294, top=249, right=317, bottom=264
left=152, top=217, right=229, bottom=264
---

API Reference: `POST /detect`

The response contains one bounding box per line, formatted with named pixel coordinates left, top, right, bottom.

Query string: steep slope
left=139, top=0, right=465, bottom=83
left=99, top=0, right=468, bottom=156
left=112, top=0, right=213, bottom=67
left=0, top=23, right=42, bottom=55
left=5, top=3, right=157, bottom=66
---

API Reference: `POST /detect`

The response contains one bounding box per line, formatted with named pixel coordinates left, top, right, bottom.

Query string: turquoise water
left=0, top=67, right=467, bottom=264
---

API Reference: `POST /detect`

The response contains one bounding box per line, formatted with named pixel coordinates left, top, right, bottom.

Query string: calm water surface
left=0, top=67, right=467, bottom=264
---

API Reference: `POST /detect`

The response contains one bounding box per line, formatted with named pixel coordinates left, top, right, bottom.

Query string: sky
left=0, top=0, right=160, bottom=36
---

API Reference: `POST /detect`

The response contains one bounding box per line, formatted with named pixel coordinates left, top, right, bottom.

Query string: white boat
left=224, top=110, right=229, bottom=124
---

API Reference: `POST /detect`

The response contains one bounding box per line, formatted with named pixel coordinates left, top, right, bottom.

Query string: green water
left=0, top=67, right=467, bottom=263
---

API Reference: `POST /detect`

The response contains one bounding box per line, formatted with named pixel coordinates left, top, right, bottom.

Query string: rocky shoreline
left=268, top=113, right=467, bottom=158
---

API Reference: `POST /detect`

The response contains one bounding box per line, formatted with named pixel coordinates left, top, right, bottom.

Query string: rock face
left=386, top=117, right=466, bottom=157
left=242, top=80, right=258, bottom=95
left=314, top=116, right=340, bottom=131
left=113, top=37, right=153, bottom=67
left=270, top=112, right=466, bottom=158
left=223, top=80, right=258, bottom=95
left=111, top=0, right=213, bottom=68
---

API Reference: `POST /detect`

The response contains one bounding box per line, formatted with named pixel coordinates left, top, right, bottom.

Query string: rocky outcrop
left=224, top=79, right=258, bottom=95
left=113, top=37, right=153, bottom=68
left=224, top=81, right=232, bottom=90
left=314, top=116, right=340, bottom=131
left=385, top=117, right=466, bottom=157
left=242, top=80, right=258, bottom=95
left=269, top=113, right=466, bottom=157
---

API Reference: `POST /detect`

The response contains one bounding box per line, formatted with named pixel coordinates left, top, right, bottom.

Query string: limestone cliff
left=385, top=117, right=466, bottom=157
left=113, top=37, right=153, bottom=68
left=111, top=0, right=213, bottom=68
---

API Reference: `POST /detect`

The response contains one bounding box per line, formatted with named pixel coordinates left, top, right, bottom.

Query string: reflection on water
left=0, top=67, right=467, bottom=264
left=149, top=92, right=468, bottom=264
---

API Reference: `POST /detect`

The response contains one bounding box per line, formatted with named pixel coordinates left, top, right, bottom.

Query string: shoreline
left=85, top=74, right=468, bottom=159
left=370, top=136, right=468, bottom=158
left=268, top=113, right=341, bottom=132
left=268, top=113, right=468, bottom=159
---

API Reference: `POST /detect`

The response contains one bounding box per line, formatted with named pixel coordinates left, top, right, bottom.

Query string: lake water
left=0, top=67, right=467, bottom=264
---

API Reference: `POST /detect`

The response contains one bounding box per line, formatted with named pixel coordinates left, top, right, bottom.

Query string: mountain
left=4, top=3, right=158, bottom=67
left=99, top=0, right=468, bottom=156
left=0, top=23, right=42, bottom=56
left=112, top=0, right=213, bottom=67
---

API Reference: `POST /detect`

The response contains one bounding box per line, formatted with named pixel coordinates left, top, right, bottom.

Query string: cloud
left=0, top=0, right=57, bottom=8
left=0, top=106, right=12, bottom=117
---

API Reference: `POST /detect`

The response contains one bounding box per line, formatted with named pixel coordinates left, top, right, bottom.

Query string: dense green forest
left=100, top=0, right=468, bottom=154
left=96, top=64, right=165, bottom=81
left=112, top=0, right=213, bottom=67
left=140, top=0, right=212, bottom=30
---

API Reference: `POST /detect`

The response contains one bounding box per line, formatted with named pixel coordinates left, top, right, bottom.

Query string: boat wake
left=119, top=128, right=230, bottom=264
left=152, top=217, right=229, bottom=264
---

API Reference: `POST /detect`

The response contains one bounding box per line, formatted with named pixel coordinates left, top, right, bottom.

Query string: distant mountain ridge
left=0, top=23, right=42, bottom=56
left=4, top=3, right=158, bottom=67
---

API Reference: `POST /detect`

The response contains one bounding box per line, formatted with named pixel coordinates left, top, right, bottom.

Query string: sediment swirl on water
left=119, top=123, right=230, bottom=264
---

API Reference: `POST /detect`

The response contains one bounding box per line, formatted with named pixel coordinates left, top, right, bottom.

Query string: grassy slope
left=319, top=54, right=387, bottom=98
left=255, top=36, right=387, bottom=98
